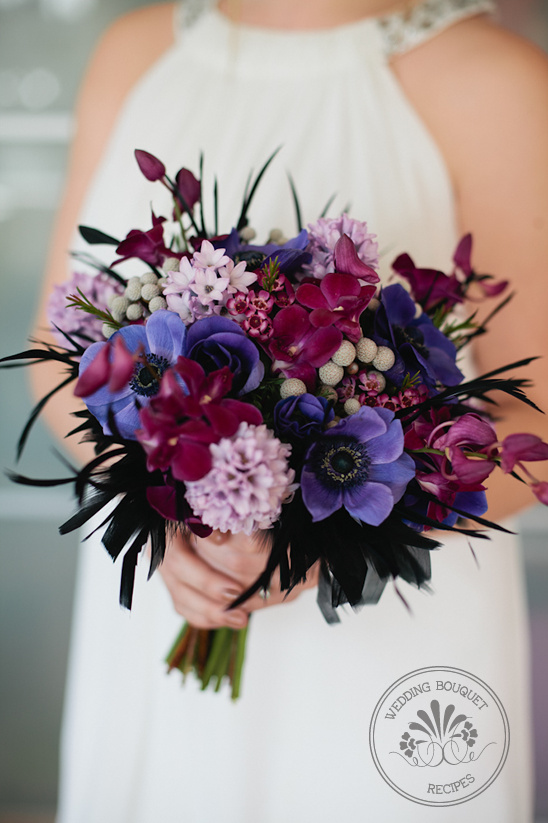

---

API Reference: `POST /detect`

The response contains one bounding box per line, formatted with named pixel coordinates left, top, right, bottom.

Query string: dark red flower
left=115, top=213, right=175, bottom=267
left=74, top=334, right=137, bottom=398
left=174, top=167, right=201, bottom=215
left=392, top=253, right=463, bottom=312
left=134, top=149, right=166, bottom=182
left=137, top=360, right=262, bottom=482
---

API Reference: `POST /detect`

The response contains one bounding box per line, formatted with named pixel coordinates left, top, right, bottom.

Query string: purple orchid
left=500, top=433, right=548, bottom=474
left=301, top=406, right=415, bottom=524
left=403, top=408, right=489, bottom=526
left=75, top=334, right=136, bottom=398
left=268, top=305, right=342, bottom=389
left=532, top=482, right=548, bottom=505
left=77, top=310, right=187, bottom=439
left=407, top=472, right=488, bottom=528
left=374, top=284, right=463, bottom=390
left=436, top=413, right=499, bottom=484
left=333, top=234, right=380, bottom=285
left=186, top=315, right=264, bottom=395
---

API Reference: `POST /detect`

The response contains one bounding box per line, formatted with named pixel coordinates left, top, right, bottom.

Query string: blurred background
left=0, top=1, right=547, bottom=821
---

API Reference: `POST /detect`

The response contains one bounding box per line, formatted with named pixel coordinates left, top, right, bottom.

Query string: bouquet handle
left=166, top=621, right=249, bottom=700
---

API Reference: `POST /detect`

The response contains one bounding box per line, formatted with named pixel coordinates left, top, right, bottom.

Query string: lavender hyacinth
left=303, top=215, right=379, bottom=280
left=47, top=271, right=124, bottom=347
left=184, top=422, right=294, bottom=535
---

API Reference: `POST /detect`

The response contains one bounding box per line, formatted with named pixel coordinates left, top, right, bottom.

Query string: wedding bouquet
left=4, top=149, right=548, bottom=698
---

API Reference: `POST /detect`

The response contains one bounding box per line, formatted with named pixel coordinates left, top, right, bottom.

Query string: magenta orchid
left=296, top=272, right=376, bottom=342
left=268, top=305, right=342, bottom=388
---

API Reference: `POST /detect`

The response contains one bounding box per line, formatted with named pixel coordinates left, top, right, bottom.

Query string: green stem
left=213, top=633, right=233, bottom=693
left=166, top=621, right=250, bottom=699
left=231, top=625, right=248, bottom=701
left=165, top=622, right=190, bottom=668
left=200, top=627, right=230, bottom=691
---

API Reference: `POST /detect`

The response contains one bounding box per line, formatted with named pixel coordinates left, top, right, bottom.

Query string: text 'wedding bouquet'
left=4, top=149, right=548, bottom=698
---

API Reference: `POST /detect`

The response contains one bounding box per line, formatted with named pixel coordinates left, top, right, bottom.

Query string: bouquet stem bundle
left=166, top=623, right=248, bottom=699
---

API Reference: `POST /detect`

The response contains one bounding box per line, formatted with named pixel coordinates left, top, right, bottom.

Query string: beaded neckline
left=176, top=0, right=495, bottom=56
left=377, top=0, right=495, bottom=55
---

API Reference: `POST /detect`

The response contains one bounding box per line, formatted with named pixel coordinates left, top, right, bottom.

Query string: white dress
left=57, top=1, right=534, bottom=821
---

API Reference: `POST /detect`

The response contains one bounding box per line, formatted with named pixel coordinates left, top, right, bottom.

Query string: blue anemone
left=78, top=310, right=187, bottom=439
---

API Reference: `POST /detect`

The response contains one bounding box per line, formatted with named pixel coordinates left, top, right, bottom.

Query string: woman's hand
left=159, top=530, right=319, bottom=630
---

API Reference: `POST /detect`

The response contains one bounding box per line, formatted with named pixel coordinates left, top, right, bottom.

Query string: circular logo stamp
left=369, top=666, right=509, bottom=807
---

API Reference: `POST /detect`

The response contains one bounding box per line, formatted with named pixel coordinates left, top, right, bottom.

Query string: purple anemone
left=374, top=284, right=463, bottom=390
left=218, top=228, right=311, bottom=275
left=273, top=393, right=334, bottom=440
left=300, top=406, right=415, bottom=524
left=186, top=315, right=264, bottom=395
left=78, top=310, right=187, bottom=439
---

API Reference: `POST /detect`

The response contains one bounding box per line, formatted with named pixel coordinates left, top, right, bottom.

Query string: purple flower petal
left=145, top=310, right=187, bottom=361
left=332, top=405, right=388, bottom=443
left=501, top=433, right=548, bottom=473
left=300, top=470, right=343, bottom=522
left=368, top=454, right=415, bottom=500
left=344, top=481, right=395, bottom=526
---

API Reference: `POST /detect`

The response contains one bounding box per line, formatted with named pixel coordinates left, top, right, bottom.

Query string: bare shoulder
left=79, top=2, right=176, bottom=112
left=391, top=16, right=548, bottom=186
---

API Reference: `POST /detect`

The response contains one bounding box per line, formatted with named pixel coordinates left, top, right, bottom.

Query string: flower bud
left=134, top=149, right=166, bottom=182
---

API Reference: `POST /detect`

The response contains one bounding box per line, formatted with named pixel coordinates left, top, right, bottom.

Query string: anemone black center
left=331, top=451, right=356, bottom=474
left=234, top=249, right=266, bottom=270
left=394, top=324, right=429, bottom=359
left=130, top=352, right=170, bottom=397
left=309, top=435, right=370, bottom=490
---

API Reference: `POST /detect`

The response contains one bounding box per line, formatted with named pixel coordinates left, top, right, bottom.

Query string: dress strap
left=174, top=0, right=215, bottom=36
left=377, top=0, right=496, bottom=58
